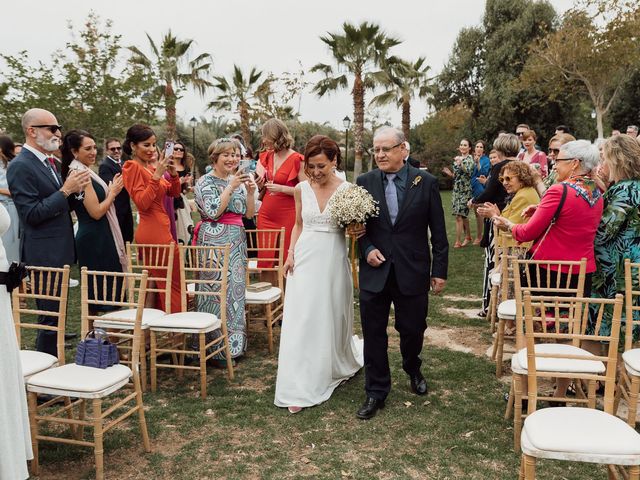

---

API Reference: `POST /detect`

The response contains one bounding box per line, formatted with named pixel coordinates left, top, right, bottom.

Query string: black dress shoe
left=356, top=397, right=385, bottom=420
left=409, top=372, right=428, bottom=396
left=65, top=333, right=78, bottom=340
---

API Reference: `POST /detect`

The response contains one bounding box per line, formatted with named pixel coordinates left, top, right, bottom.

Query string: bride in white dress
left=0, top=203, right=33, bottom=479
left=274, top=135, right=363, bottom=413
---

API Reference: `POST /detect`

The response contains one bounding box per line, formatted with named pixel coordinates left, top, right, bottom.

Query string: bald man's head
left=21, top=108, right=57, bottom=134
left=21, top=108, right=61, bottom=153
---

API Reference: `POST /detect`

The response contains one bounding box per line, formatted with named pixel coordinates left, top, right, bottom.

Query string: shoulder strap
left=530, top=183, right=567, bottom=259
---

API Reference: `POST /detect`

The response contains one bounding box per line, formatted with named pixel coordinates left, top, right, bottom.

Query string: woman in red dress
left=122, top=124, right=182, bottom=313
left=255, top=119, right=306, bottom=282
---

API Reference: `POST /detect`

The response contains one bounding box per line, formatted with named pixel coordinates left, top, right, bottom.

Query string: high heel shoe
left=288, top=406, right=303, bottom=414
left=461, top=237, right=472, bottom=247
left=453, top=242, right=462, bottom=249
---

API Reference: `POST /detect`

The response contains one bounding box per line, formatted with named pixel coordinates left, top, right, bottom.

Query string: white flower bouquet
left=327, top=184, right=379, bottom=230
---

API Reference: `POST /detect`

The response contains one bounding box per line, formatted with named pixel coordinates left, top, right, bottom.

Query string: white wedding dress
left=274, top=180, right=363, bottom=408
left=0, top=204, right=33, bottom=479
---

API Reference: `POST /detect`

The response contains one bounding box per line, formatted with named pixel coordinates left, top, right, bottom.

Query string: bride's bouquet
left=327, top=184, right=379, bottom=231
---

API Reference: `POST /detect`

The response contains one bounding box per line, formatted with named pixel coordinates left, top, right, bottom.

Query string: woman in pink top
left=517, top=129, right=548, bottom=178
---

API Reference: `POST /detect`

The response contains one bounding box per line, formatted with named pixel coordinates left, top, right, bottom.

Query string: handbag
left=75, top=329, right=120, bottom=369
left=0, top=262, right=29, bottom=293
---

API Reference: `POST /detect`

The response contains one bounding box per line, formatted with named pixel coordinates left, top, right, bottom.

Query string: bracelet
left=60, top=188, right=69, bottom=198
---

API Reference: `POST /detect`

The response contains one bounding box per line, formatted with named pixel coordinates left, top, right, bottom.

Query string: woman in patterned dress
left=194, top=138, right=256, bottom=363
left=588, top=134, right=640, bottom=342
left=442, top=138, right=475, bottom=248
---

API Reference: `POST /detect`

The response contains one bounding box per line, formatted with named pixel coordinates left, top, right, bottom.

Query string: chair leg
left=140, top=340, right=148, bottom=393
left=266, top=303, right=274, bottom=354
left=629, top=464, right=640, bottom=480
left=495, top=317, right=505, bottom=377
left=505, top=381, right=514, bottom=419
left=27, top=392, right=39, bottom=475
left=77, top=399, right=87, bottom=441
left=523, top=454, right=536, bottom=479
left=223, top=333, right=235, bottom=381
left=63, top=396, right=78, bottom=439
left=489, top=285, right=498, bottom=332
left=513, top=374, right=524, bottom=452
left=199, top=332, right=207, bottom=399
left=134, top=377, right=151, bottom=452
left=92, top=398, right=104, bottom=480
left=518, top=456, right=525, bottom=480
left=150, top=331, right=158, bottom=393
left=587, top=379, right=597, bottom=409
left=629, top=376, right=640, bottom=427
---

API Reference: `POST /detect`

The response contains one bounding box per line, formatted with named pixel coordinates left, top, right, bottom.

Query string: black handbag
left=75, top=329, right=119, bottom=369
left=0, top=262, right=29, bottom=293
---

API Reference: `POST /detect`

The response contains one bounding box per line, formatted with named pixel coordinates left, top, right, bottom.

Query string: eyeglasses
left=499, top=175, right=516, bottom=183
left=108, top=147, right=122, bottom=152
left=368, top=142, right=403, bottom=156
left=173, top=147, right=184, bottom=152
left=548, top=148, right=560, bottom=155
left=31, top=124, right=63, bottom=134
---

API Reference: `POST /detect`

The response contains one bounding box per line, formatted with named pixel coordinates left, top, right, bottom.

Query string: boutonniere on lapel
left=411, top=176, right=422, bottom=189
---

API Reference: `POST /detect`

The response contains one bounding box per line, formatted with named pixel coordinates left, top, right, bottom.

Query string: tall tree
left=520, top=0, right=640, bottom=138
left=208, top=65, right=270, bottom=147
left=311, top=22, right=401, bottom=178
left=129, top=31, right=212, bottom=138
left=370, top=57, right=432, bottom=141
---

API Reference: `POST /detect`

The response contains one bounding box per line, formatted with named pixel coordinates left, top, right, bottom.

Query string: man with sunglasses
left=7, top=108, right=90, bottom=356
left=99, top=138, right=133, bottom=243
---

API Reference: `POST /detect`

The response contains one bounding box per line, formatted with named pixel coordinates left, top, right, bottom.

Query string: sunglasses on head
left=109, top=146, right=122, bottom=152
left=31, top=124, right=63, bottom=134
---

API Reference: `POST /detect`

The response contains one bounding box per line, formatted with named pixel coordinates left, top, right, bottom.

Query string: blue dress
left=470, top=155, right=491, bottom=198
left=194, top=174, right=248, bottom=358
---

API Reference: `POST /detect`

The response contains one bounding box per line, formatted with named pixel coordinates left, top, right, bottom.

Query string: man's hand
left=430, top=277, right=446, bottom=295
left=62, top=169, right=91, bottom=194
left=366, top=249, right=386, bottom=267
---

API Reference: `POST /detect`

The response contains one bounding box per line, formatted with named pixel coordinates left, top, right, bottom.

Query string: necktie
left=385, top=173, right=398, bottom=224
left=45, top=157, right=60, bottom=186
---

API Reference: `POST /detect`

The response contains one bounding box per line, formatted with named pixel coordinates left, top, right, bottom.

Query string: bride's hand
left=283, top=252, right=295, bottom=276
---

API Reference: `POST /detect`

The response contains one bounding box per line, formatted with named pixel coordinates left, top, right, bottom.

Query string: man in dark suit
left=355, top=127, right=448, bottom=419
left=99, top=137, right=133, bottom=243
left=7, top=108, right=90, bottom=355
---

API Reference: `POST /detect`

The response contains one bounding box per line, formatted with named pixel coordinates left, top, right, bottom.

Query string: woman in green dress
left=60, top=130, right=127, bottom=313
left=442, top=138, right=475, bottom=248
left=589, top=134, right=640, bottom=343
left=194, top=138, right=256, bottom=363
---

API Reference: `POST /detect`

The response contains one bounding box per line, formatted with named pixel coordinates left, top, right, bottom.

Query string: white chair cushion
left=146, top=312, right=221, bottom=333
left=511, top=351, right=526, bottom=375
left=623, top=349, right=640, bottom=377
left=248, top=260, right=258, bottom=270
left=522, top=407, right=640, bottom=465
left=245, top=287, right=281, bottom=304
left=94, top=308, right=166, bottom=329
left=515, top=344, right=605, bottom=374
left=490, top=272, right=501, bottom=287
left=20, top=350, right=58, bottom=379
left=27, top=363, right=132, bottom=399
left=497, top=299, right=516, bottom=320
left=187, top=282, right=196, bottom=293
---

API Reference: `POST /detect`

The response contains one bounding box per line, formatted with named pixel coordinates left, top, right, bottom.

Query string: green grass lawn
left=35, top=190, right=606, bottom=479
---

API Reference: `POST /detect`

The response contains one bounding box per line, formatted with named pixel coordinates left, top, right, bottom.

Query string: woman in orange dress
left=122, top=124, right=182, bottom=313
left=255, top=119, right=306, bottom=279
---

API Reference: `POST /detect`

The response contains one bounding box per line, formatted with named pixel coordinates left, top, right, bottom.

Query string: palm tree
left=129, top=31, right=212, bottom=138
left=208, top=65, right=270, bottom=147
left=311, top=22, right=401, bottom=178
left=370, top=57, right=432, bottom=141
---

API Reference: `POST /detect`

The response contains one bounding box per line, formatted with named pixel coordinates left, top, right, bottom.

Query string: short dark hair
left=303, top=135, right=342, bottom=175
left=105, top=137, right=121, bottom=148
left=123, top=124, right=155, bottom=156
left=0, top=135, right=16, bottom=167
left=555, top=125, right=570, bottom=134
left=61, top=129, right=95, bottom=179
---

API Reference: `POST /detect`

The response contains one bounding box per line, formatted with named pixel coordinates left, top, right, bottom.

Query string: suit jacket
left=356, top=165, right=449, bottom=295
left=7, top=148, right=75, bottom=266
left=99, top=157, right=134, bottom=243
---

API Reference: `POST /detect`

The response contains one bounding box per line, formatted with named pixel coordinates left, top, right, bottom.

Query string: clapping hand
left=63, top=169, right=91, bottom=194
left=477, top=175, right=487, bottom=185
left=108, top=173, right=124, bottom=197
left=476, top=202, right=500, bottom=219
left=521, top=204, right=537, bottom=218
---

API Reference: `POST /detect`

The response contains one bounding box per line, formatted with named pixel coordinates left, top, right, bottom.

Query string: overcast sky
left=1, top=0, right=575, bottom=130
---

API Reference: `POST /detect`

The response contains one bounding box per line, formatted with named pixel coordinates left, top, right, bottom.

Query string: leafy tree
left=520, top=0, right=640, bottom=138
left=208, top=65, right=270, bottom=147
left=311, top=21, right=401, bottom=178
left=129, top=31, right=212, bottom=139
left=370, top=57, right=432, bottom=141
left=254, top=64, right=309, bottom=124
left=609, top=66, right=640, bottom=132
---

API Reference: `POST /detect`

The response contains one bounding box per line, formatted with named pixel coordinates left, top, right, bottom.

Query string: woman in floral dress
left=443, top=138, right=475, bottom=248
left=194, top=138, right=256, bottom=364
left=589, top=134, right=640, bottom=341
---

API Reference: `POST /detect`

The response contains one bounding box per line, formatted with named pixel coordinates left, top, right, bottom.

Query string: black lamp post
left=343, top=115, right=351, bottom=170
left=190, top=116, right=198, bottom=176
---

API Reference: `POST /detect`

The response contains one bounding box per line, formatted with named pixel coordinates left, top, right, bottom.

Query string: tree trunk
left=595, top=106, right=604, bottom=139
left=402, top=96, right=411, bottom=141
left=352, top=73, right=365, bottom=179
left=239, top=100, right=251, bottom=147
left=165, top=83, right=177, bottom=139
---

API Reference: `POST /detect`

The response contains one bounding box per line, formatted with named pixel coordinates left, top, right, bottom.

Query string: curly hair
left=604, top=134, right=640, bottom=182
left=261, top=118, right=293, bottom=152
left=500, top=160, right=536, bottom=188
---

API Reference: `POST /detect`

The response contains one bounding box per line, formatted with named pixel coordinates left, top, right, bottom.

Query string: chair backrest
left=244, top=228, right=285, bottom=291
left=12, top=265, right=71, bottom=364
left=522, top=292, right=622, bottom=415
left=513, top=257, right=587, bottom=349
left=624, top=259, right=640, bottom=351
left=81, top=268, right=149, bottom=381
left=496, top=240, right=530, bottom=304
left=178, top=244, right=230, bottom=329
left=126, top=242, right=175, bottom=313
